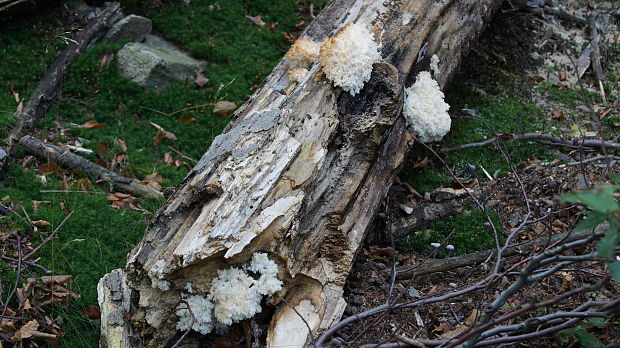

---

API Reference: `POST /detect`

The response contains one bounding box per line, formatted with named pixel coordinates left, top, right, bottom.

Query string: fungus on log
left=98, top=0, right=502, bottom=346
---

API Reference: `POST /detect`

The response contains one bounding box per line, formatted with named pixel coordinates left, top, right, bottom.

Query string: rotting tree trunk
left=98, top=0, right=502, bottom=347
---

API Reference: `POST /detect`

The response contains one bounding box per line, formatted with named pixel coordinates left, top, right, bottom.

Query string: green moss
left=536, top=81, right=602, bottom=107
left=397, top=209, right=503, bottom=257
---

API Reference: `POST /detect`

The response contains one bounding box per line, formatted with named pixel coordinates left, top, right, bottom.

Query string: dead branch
left=395, top=227, right=594, bottom=279
left=389, top=187, right=490, bottom=241
left=0, top=2, right=123, bottom=171
left=442, top=132, right=620, bottom=152
left=543, top=6, right=587, bottom=26
left=19, top=135, right=163, bottom=199
left=1, top=235, right=22, bottom=317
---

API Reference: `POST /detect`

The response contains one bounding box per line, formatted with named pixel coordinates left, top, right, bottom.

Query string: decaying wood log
left=98, top=0, right=503, bottom=346
left=19, top=135, right=163, bottom=199
left=0, top=2, right=122, bottom=171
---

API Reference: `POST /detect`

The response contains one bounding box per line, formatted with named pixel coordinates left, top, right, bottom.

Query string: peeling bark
left=99, top=0, right=502, bottom=347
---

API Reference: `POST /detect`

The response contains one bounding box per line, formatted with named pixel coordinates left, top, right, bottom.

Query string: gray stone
left=103, top=15, right=152, bottom=44
left=143, top=34, right=179, bottom=51
left=117, top=42, right=207, bottom=89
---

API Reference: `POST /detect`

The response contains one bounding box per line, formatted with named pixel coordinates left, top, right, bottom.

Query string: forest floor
left=0, top=0, right=618, bottom=347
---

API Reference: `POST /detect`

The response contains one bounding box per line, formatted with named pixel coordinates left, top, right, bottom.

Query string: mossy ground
left=398, top=209, right=503, bottom=257
left=0, top=1, right=325, bottom=346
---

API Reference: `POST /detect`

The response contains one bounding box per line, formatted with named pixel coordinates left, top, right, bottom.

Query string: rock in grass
left=103, top=15, right=152, bottom=43
left=117, top=43, right=207, bottom=89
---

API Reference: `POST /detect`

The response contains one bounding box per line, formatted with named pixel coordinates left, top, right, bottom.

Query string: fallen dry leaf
left=175, top=159, right=192, bottom=170
left=163, top=152, right=174, bottom=166
left=82, top=305, right=101, bottom=320
left=176, top=114, right=196, bottom=123
left=150, top=122, right=178, bottom=146
left=551, top=109, right=565, bottom=120
left=412, top=157, right=429, bottom=169
left=282, top=32, right=295, bottom=44
left=117, top=139, right=128, bottom=153
left=83, top=120, right=104, bottom=129
left=439, top=309, right=479, bottom=340
left=11, top=320, right=38, bottom=341
left=74, top=178, right=91, bottom=191
left=37, top=162, right=60, bottom=175
left=245, top=14, right=265, bottom=27
left=194, top=68, right=209, bottom=88
left=213, top=101, right=236, bottom=118
left=31, top=220, right=51, bottom=227
left=41, top=275, right=72, bottom=285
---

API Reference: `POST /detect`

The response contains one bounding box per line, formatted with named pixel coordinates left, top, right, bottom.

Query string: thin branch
left=167, top=146, right=197, bottom=163
left=1, top=235, right=22, bottom=317
left=443, top=132, right=620, bottom=153
left=23, top=211, right=72, bottom=260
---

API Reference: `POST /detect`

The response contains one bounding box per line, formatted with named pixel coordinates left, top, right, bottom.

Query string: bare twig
left=443, top=132, right=620, bottom=153
left=396, top=227, right=593, bottom=279
left=1, top=235, right=22, bottom=317
left=1, top=255, right=52, bottom=274
left=170, top=300, right=195, bottom=348
left=23, top=211, right=73, bottom=260
left=167, top=146, right=197, bottom=163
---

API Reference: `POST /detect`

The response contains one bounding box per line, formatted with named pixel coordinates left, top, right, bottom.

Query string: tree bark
left=98, top=0, right=502, bottom=347
left=0, top=2, right=123, bottom=171
left=19, top=135, right=163, bottom=199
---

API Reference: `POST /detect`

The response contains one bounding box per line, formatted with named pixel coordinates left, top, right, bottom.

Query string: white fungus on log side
left=320, top=22, right=381, bottom=96
left=175, top=253, right=282, bottom=335
left=285, top=38, right=322, bottom=68
left=403, top=71, right=451, bottom=142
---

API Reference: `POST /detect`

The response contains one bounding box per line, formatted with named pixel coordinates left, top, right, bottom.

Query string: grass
left=398, top=209, right=503, bottom=257
left=0, top=1, right=315, bottom=346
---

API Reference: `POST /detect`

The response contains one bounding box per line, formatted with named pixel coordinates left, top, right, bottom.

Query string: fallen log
left=0, top=2, right=122, bottom=171
left=98, top=0, right=503, bottom=347
left=19, top=135, right=163, bottom=199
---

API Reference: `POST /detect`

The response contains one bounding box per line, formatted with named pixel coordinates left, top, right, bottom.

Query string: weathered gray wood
left=98, top=0, right=502, bottom=347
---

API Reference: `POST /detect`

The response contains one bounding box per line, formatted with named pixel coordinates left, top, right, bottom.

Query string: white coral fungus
left=320, top=22, right=381, bottom=96
left=175, top=253, right=282, bottom=335
left=285, top=38, right=322, bottom=68
left=176, top=294, right=214, bottom=335
left=403, top=71, right=451, bottom=142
